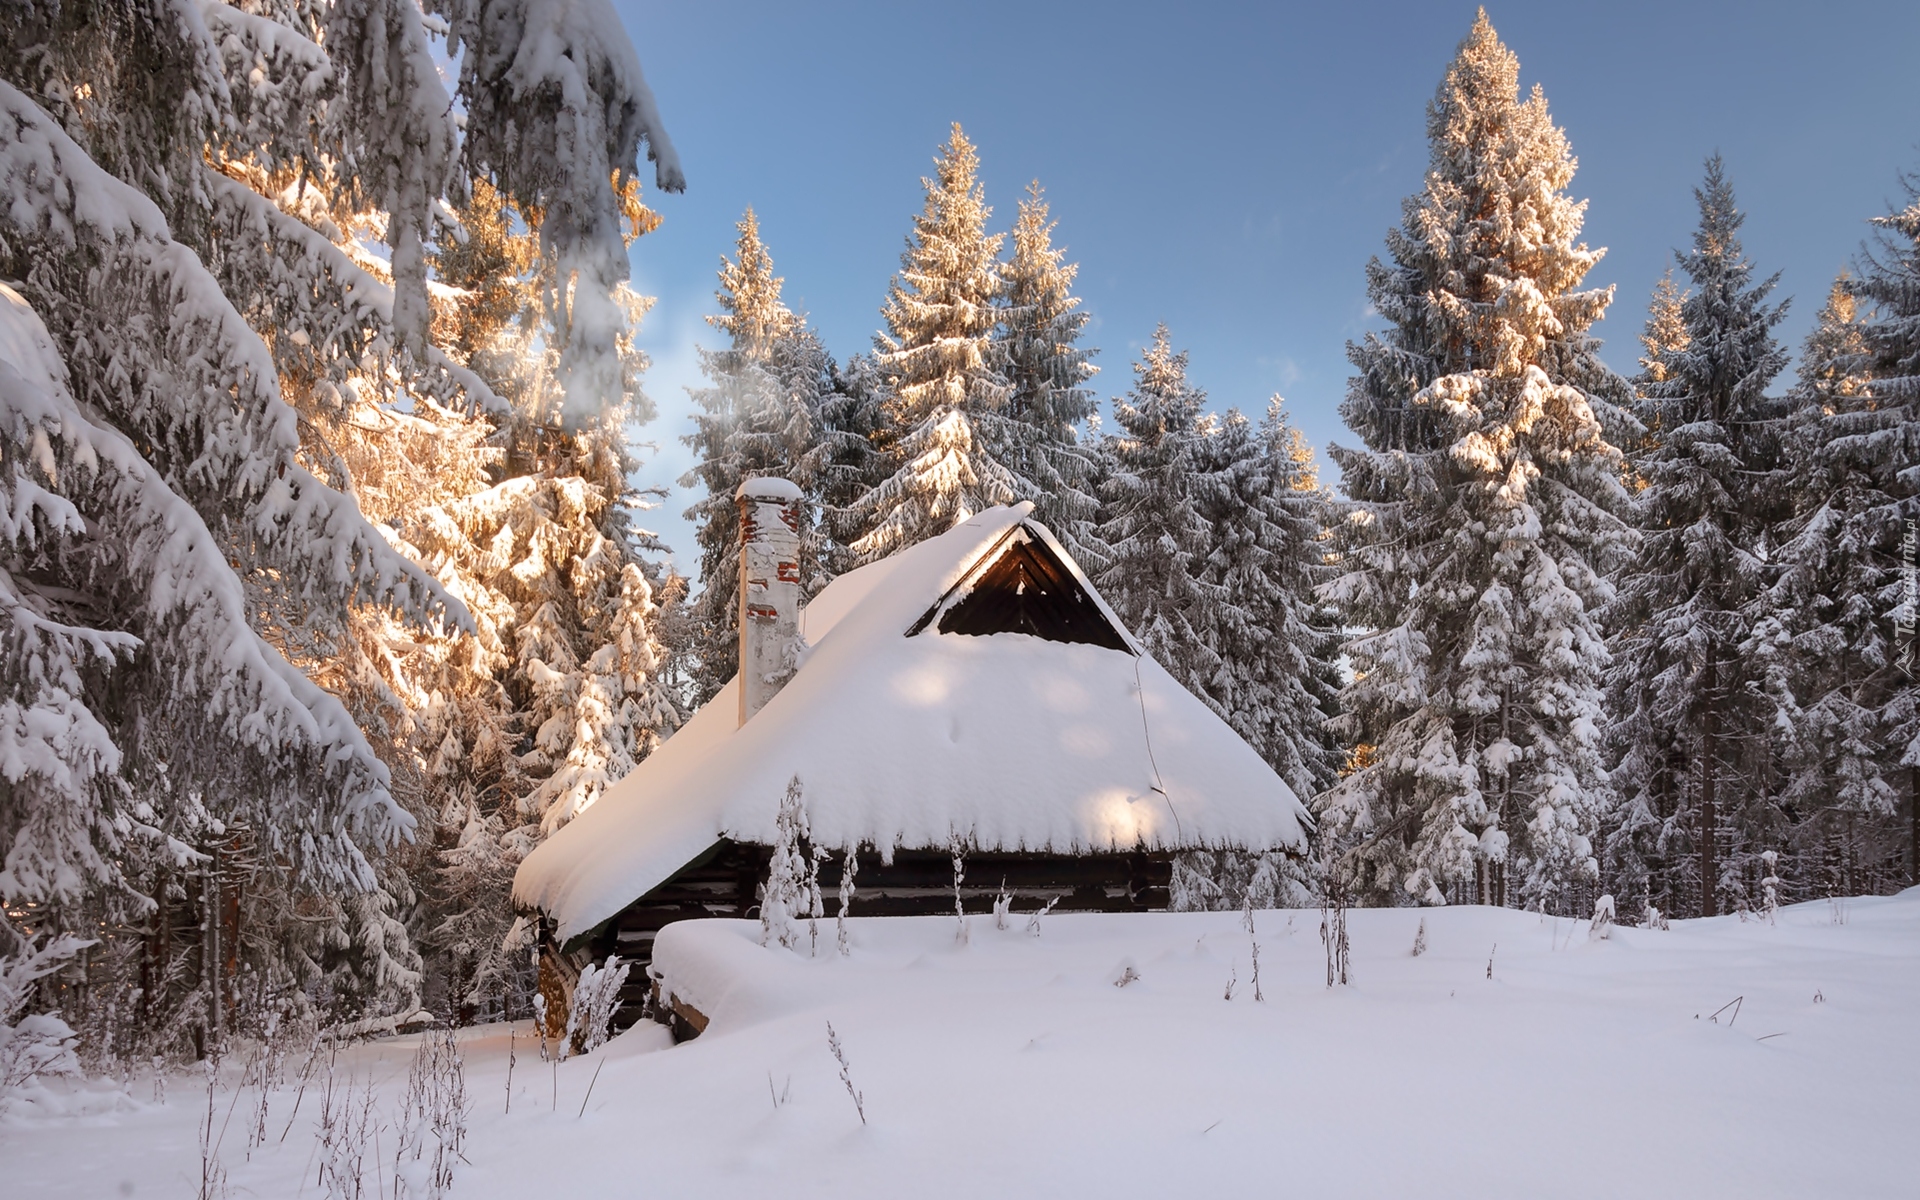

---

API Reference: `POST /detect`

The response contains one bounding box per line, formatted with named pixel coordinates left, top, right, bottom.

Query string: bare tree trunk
left=1700, top=654, right=1718, bottom=919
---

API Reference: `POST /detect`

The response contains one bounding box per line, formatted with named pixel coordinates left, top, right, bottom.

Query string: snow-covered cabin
left=513, top=482, right=1309, bottom=1024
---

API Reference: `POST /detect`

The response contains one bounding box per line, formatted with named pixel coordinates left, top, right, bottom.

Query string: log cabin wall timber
left=557, top=841, right=1173, bottom=1031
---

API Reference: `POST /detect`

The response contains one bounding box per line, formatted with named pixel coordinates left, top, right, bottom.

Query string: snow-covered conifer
left=1000, top=182, right=1100, bottom=553
left=1847, top=171, right=1920, bottom=888
left=853, top=125, right=1019, bottom=560
left=1092, top=326, right=1221, bottom=699
left=0, top=63, right=463, bottom=1033
left=0, top=0, right=685, bottom=1046
left=1322, top=12, right=1631, bottom=910
left=681, top=210, right=840, bottom=703
left=1169, top=399, right=1337, bottom=909
left=1605, top=156, right=1790, bottom=918
left=1763, top=274, right=1906, bottom=898
left=1202, top=399, right=1343, bottom=798
left=816, top=353, right=891, bottom=574
left=761, top=778, right=813, bottom=951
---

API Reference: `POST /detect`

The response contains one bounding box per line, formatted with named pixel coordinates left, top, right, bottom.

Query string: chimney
left=736, top=476, right=805, bottom=726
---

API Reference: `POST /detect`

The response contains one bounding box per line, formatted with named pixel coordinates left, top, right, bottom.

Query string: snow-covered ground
left=8, top=892, right=1916, bottom=1199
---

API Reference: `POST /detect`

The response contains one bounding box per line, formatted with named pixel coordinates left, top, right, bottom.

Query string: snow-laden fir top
left=514, top=505, right=1309, bottom=941
left=734, top=476, right=806, bottom=502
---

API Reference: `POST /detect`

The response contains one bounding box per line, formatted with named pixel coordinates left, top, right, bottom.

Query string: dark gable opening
left=907, top=527, right=1133, bottom=652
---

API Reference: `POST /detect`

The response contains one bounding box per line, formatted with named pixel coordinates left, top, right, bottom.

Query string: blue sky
left=613, top=0, right=1920, bottom=574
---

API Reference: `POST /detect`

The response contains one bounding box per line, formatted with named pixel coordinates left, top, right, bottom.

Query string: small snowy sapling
left=837, top=846, right=859, bottom=957
left=1761, top=851, right=1780, bottom=924
left=808, top=842, right=828, bottom=958
left=1243, top=895, right=1264, bottom=1002
left=762, top=776, right=816, bottom=951
left=950, top=832, right=970, bottom=944
left=1411, top=918, right=1428, bottom=957
left=993, top=879, right=1014, bottom=930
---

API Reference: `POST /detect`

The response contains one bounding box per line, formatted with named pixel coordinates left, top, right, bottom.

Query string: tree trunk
left=1700, top=654, right=1718, bottom=919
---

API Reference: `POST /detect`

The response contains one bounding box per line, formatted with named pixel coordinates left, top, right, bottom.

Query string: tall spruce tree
left=1606, top=157, right=1790, bottom=918
left=1599, top=264, right=1693, bottom=912
left=1093, top=326, right=1222, bottom=701
left=1001, top=181, right=1100, bottom=553
left=0, top=0, right=482, bottom=1047
left=1322, top=11, right=1630, bottom=910
left=681, top=209, right=838, bottom=704
left=1846, top=170, right=1920, bottom=885
left=853, top=124, right=1019, bottom=560
left=1211, top=399, right=1344, bottom=798
left=1768, top=275, right=1906, bottom=899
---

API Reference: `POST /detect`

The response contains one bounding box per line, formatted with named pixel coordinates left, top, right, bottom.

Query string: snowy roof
left=514, top=505, right=1309, bottom=941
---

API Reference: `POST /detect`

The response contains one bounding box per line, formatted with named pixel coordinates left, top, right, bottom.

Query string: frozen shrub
left=564, top=957, right=630, bottom=1058
left=0, top=930, right=90, bottom=1111
left=394, top=1027, right=468, bottom=1199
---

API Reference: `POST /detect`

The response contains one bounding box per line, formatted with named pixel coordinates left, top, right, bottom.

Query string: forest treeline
left=0, top=4, right=1914, bottom=1071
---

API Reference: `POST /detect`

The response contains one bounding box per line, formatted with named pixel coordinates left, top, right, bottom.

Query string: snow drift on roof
left=514, top=505, right=1309, bottom=941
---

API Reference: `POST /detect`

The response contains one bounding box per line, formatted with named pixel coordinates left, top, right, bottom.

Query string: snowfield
left=8, top=892, right=1917, bottom=1199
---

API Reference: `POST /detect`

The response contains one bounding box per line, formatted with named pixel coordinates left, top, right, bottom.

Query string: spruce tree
left=1093, top=326, right=1222, bottom=701
left=0, top=0, right=487, bottom=1041
left=817, top=352, right=893, bottom=574
left=1768, top=275, right=1906, bottom=899
left=1846, top=170, right=1920, bottom=886
left=1201, top=399, right=1344, bottom=798
left=681, top=210, right=838, bottom=704
left=0, top=0, right=685, bottom=1042
left=1599, top=265, right=1694, bottom=914
left=853, top=124, right=1019, bottom=560
left=1322, top=11, right=1631, bottom=910
left=1001, top=181, right=1100, bottom=552
left=1606, top=156, right=1790, bottom=918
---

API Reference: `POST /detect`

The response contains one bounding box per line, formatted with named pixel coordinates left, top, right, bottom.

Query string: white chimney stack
left=736, top=476, right=806, bottom=726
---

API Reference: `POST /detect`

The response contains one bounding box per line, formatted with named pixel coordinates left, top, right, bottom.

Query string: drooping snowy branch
left=0, top=283, right=411, bottom=906
left=432, top=0, right=684, bottom=424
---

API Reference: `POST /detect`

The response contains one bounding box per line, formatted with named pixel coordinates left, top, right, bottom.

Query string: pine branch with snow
left=431, top=0, right=683, bottom=427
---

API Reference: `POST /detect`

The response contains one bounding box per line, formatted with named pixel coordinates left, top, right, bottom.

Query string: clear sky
left=612, top=0, right=1920, bottom=575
